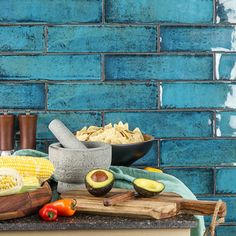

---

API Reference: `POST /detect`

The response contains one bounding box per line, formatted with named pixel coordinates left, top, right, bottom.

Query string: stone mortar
left=49, top=141, right=112, bottom=193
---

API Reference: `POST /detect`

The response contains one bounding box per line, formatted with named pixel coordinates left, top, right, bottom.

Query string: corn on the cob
left=19, top=176, right=41, bottom=193
left=0, top=168, right=23, bottom=196
left=0, top=156, right=54, bottom=181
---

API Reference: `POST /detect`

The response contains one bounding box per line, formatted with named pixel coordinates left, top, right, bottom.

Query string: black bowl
left=111, top=134, right=154, bottom=166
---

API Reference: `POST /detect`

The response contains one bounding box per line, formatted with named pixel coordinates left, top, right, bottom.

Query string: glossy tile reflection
left=217, top=0, right=236, bottom=23
left=161, top=26, right=236, bottom=52
left=215, top=53, right=236, bottom=80
left=161, top=83, right=236, bottom=109
left=216, top=112, right=236, bottom=137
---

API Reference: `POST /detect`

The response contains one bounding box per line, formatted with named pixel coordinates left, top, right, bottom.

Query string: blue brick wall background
left=0, top=0, right=236, bottom=234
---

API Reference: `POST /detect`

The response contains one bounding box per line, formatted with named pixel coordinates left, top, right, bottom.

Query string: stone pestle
left=48, top=119, right=87, bottom=149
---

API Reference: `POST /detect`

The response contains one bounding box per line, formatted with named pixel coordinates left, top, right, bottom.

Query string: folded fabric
left=13, top=149, right=205, bottom=236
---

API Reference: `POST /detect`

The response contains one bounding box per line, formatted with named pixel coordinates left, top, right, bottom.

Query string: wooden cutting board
left=0, top=182, right=52, bottom=220
left=61, top=189, right=227, bottom=220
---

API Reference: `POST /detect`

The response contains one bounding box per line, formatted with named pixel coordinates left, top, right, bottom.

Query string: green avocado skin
left=85, top=179, right=114, bottom=197
left=133, top=183, right=165, bottom=198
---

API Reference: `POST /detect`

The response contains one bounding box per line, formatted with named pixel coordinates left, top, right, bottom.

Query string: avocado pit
left=91, top=171, right=108, bottom=182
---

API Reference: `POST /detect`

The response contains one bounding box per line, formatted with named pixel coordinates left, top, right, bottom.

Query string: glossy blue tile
left=47, top=82, right=157, bottom=110
left=37, top=112, right=102, bottom=139
left=161, top=83, right=236, bottom=109
left=217, top=226, right=236, bottom=236
left=0, top=83, right=45, bottom=109
left=132, top=141, right=158, bottom=166
left=106, top=0, right=213, bottom=23
left=216, top=112, right=236, bottom=137
left=15, top=140, right=48, bottom=153
left=104, top=112, right=213, bottom=138
left=35, top=141, right=48, bottom=153
left=217, top=0, right=236, bottom=23
left=161, top=26, right=236, bottom=52
left=164, top=168, right=214, bottom=194
left=0, top=0, right=102, bottom=23
left=0, top=55, right=101, bottom=80
left=0, top=26, right=44, bottom=52
left=160, top=139, right=236, bottom=166
left=48, top=26, right=157, bottom=52
left=216, top=54, right=236, bottom=80
left=105, top=55, right=213, bottom=81
left=199, top=196, right=236, bottom=223
left=216, top=167, right=236, bottom=194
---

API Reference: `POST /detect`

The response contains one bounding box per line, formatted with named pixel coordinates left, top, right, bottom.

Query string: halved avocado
left=85, top=169, right=114, bottom=197
left=133, top=178, right=165, bottom=197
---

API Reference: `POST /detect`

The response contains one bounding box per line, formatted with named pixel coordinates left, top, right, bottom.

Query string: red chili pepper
left=50, top=199, right=77, bottom=217
left=39, top=204, right=58, bottom=221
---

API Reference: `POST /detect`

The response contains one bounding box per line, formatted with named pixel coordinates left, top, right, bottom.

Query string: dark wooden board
left=0, top=182, right=52, bottom=220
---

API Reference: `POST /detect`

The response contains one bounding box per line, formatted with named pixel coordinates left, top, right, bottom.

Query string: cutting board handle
left=179, top=199, right=227, bottom=217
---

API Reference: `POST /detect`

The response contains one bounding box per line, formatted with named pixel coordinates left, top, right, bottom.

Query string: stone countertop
left=0, top=213, right=197, bottom=231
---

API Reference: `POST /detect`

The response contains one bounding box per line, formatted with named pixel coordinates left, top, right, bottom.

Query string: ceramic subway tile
left=0, top=0, right=102, bottom=23
left=0, top=55, right=101, bottom=81
left=0, top=83, right=45, bottom=109
left=47, top=82, right=157, bottom=110
left=0, top=26, right=44, bottom=52
left=105, top=55, right=213, bottom=81
left=37, top=112, right=102, bottom=139
left=164, top=168, right=214, bottom=194
left=215, top=53, right=236, bottom=80
left=104, top=111, right=213, bottom=138
left=161, top=83, right=236, bottom=109
left=105, top=0, right=213, bottom=23
left=216, top=111, right=236, bottom=137
left=216, top=0, right=236, bottom=24
left=47, top=26, right=157, bottom=53
left=160, top=139, right=236, bottom=166
left=216, top=167, right=236, bottom=194
left=161, top=26, right=236, bottom=52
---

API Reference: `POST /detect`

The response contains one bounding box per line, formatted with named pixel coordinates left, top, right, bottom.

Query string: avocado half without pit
left=133, top=178, right=165, bottom=197
left=85, top=169, right=114, bottom=197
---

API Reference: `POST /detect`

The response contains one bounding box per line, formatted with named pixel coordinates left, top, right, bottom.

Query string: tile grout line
left=213, top=167, right=216, bottom=195
left=44, top=82, right=48, bottom=111
left=101, top=111, right=105, bottom=126
left=157, top=24, right=161, bottom=52
left=157, top=82, right=161, bottom=109
left=213, top=111, right=217, bottom=137
left=1, top=51, right=236, bottom=56
left=3, top=79, right=236, bottom=84
left=213, top=52, right=216, bottom=80
left=213, top=0, right=217, bottom=24
left=44, top=26, right=48, bottom=54
left=1, top=23, right=236, bottom=27
left=101, top=54, right=105, bottom=81
left=157, top=139, right=161, bottom=167
left=102, top=0, right=105, bottom=24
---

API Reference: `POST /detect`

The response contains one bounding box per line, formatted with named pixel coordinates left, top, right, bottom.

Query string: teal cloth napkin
left=13, top=149, right=205, bottom=236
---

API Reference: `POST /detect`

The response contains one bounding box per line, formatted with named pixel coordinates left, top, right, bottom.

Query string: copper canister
left=0, top=114, right=15, bottom=151
left=19, top=113, right=37, bottom=149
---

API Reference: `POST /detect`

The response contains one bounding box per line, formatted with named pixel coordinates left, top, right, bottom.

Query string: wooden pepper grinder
left=0, top=111, right=15, bottom=156
left=19, top=111, right=37, bottom=150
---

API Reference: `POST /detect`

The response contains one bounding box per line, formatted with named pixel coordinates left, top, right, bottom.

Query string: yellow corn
left=0, top=168, right=23, bottom=196
left=0, top=176, right=17, bottom=190
left=22, top=176, right=40, bottom=186
left=0, top=156, right=54, bottom=181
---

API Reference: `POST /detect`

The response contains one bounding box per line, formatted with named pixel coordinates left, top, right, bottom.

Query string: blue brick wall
left=1, top=1, right=236, bottom=234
